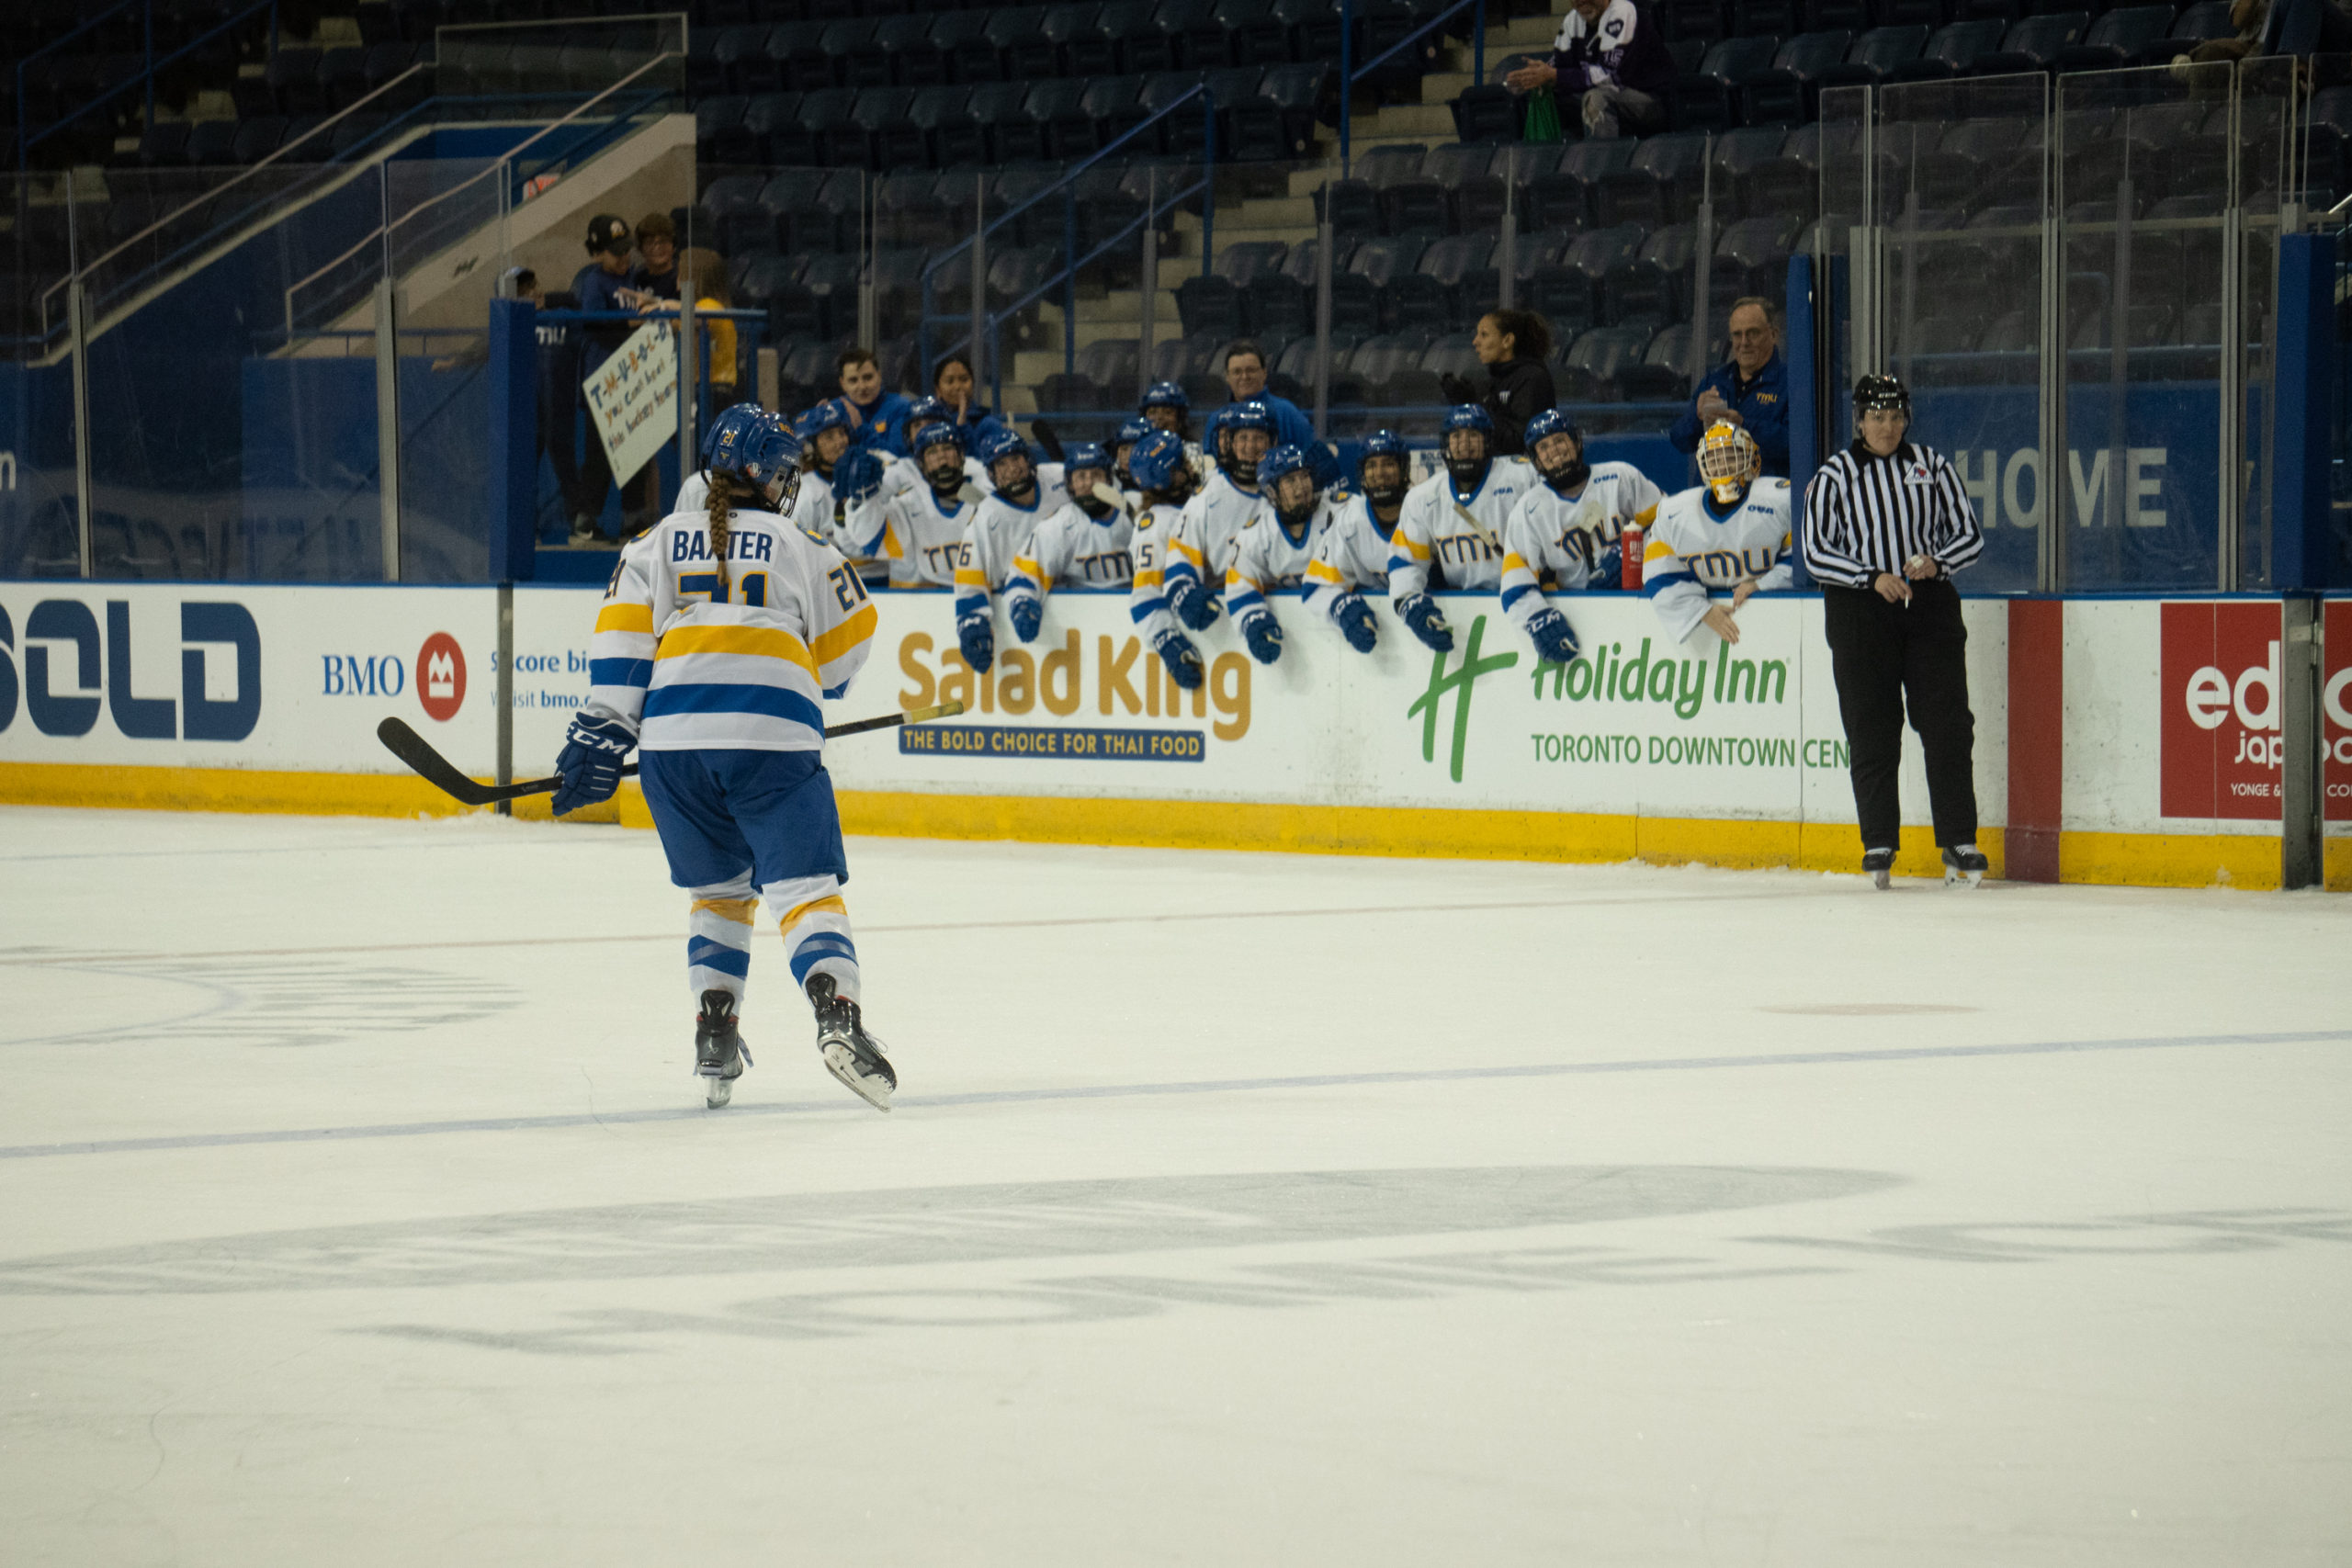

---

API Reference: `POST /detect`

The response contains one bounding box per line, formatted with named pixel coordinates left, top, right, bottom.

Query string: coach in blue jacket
left=1216, top=338, right=1344, bottom=487
left=1669, top=296, right=1789, bottom=478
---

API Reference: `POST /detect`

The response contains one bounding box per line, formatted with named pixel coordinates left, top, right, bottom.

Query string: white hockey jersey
left=1125, top=501, right=1185, bottom=644
left=1640, top=478, right=1796, bottom=644
left=582, top=505, right=874, bottom=753
left=1226, top=505, right=1331, bottom=640
left=861, top=483, right=978, bottom=590
left=1498, top=462, right=1664, bottom=640
left=1165, top=468, right=1270, bottom=617
left=954, top=489, right=1049, bottom=624
left=1006, top=495, right=1136, bottom=626
left=1386, top=457, right=1540, bottom=597
left=1301, top=489, right=1397, bottom=622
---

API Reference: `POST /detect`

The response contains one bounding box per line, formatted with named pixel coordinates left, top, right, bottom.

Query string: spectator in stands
left=840, top=346, right=919, bottom=457
left=626, top=212, right=680, bottom=306
left=1670, top=297, right=1789, bottom=478
left=1504, top=0, right=1675, bottom=140
left=1439, top=310, right=1557, bottom=457
left=931, top=355, right=1003, bottom=442
left=570, top=213, right=650, bottom=545
left=1219, top=340, right=1342, bottom=486
left=639, top=247, right=740, bottom=409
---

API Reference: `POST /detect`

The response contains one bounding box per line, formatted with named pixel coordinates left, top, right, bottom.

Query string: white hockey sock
left=766, top=873, right=859, bottom=1006
left=686, top=874, right=758, bottom=1003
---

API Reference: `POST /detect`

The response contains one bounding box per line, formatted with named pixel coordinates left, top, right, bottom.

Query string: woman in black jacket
left=1440, top=310, right=1557, bottom=456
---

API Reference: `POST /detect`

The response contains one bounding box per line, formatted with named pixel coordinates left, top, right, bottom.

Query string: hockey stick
left=377, top=702, right=967, bottom=807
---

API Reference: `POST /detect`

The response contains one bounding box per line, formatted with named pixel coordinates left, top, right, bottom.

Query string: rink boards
left=0, top=581, right=2345, bottom=890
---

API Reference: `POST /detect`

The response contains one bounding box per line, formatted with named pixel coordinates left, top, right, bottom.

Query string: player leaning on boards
left=1388, top=404, right=1539, bottom=652
left=1304, top=429, right=1413, bottom=653
left=1802, top=374, right=1989, bottom=890
left=1125, top=428, right=1209, bottom=689
left=552, top=405, right=898, bottom=1112
left=955, top=428, right=1060, bottom=674
left=1226, top=444, right=1338, bottom=665
left=1006, top=442, right=1136, bottom=643
left=1498, top=407, right=1667, bottom=664
left=1164, top=400, right=1276, bottom=633
left=1639, top=421, right=1792, bottom=648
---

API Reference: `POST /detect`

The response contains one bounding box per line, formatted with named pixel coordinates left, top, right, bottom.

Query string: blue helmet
left=1114, top=415, right=1153, bottom=450
left=1226, top=399, right=1276, bottom=435
left=912, top=420, right=965, bottom=458
left=978, top=426, right=1028, bottom=469
left=1065, top=440, right=1109, bottom=476
left=1141, top=379, right=1188, bottom=415
left=702, top=405, right=803, bottom=494
left=906, top=395, right=953, bottom=431
left=1258, top=443, right=1312, bottom=489
left=1523, top=408, right=1581, bottom=448
left=796, top=398, right=853, bottom=440
left=1128, top=429, right=1190, bottom=492
left=1442, top=403, right=1495, bottom=437
left=1358, top=429, right=1410, bottom=465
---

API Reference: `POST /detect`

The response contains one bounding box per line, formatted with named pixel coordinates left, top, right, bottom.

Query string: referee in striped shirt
left=1801, top=374, right=1989, bottom=888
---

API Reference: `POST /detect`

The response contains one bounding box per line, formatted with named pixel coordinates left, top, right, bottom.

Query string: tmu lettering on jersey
left=897, top=628, right=1251, bottom=742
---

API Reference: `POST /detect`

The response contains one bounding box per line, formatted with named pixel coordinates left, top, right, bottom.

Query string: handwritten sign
left=582, top=320, right=677, bottom=483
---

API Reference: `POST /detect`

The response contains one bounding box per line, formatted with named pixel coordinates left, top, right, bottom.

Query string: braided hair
left=705, top=470, right=761, bottom=599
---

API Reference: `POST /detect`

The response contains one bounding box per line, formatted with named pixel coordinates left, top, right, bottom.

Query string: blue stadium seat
left=1968, top=10, right=2088, bottom=72
left=1805, top=24, right=1928, bottom=94
left=1177, top=273, right=1243, bottom=337
left=1601, top=223, right=1697, bottom=331
left=1559, top=324, right=1653, bottom=402
left=1273, top=0, right=1348, bottom=62
left=1741, top=28, right=1853, bottom=123
left=1160, top=0, right=1235, bottom=68
left=702, top=172, right=770, bottom=254
left=1081, top=75, right=1151, bottom=151
left=930, top=13, right=1001, bottom=85
left=1140, top=72, right=1215, bottom=155
left=1024, top=80, right=1098, bottom=162
left=1220, top=0, right=1294, bottom=66
left=1047, top=5, right=1119, bottom=77
left=962, top=82, right=1038, bottom=162
left=1315, top=176, right=1381, bottom=235
left=1663, top=0, right=1727, bottom=43
left=2053, top=5, right=2173, bottom=71
left=910, top=85, right=982, bottom=166
left=1734, top=0, right=1799, bottom=37
left=1597, top=132, right=1709, bottom=228
left=1098, top=0, right=1181, bottom=75
left=1418, top=233, right=1496, bottom=329
left=988, top=6, right=1062, bottom=81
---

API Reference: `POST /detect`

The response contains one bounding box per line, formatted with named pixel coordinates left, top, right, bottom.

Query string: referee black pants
left=1821, top=579, right=1978, bottom=852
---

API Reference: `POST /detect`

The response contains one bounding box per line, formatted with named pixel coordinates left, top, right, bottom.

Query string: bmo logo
left=417, top=632, right=466, bottom=722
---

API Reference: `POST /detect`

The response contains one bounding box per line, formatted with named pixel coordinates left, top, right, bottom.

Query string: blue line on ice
left=4, top=1028, right=2346, bottom=1162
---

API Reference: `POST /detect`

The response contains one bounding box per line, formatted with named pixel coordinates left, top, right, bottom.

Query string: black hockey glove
left=1166, top=573, right=1217, bottom=631
left=1331, top=592, right=1378, bottom=654
left=1525, top=606, right=1579, bottom=665
left=1009, top=595, right=1043, bottom=644
left=1241, top=612, right=1283, bottom=665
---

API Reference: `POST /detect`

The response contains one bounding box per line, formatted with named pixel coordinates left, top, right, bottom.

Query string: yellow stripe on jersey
left=1013, top=554, right=1046, bottom=589
left=595, top=603, right=654, bottom=634
left=884, top=521, right=904, bottom=559
left=809, top=603, right=876, bottom=665
left=1635, top=503, right=1659, bottom=527
left=656, top=623, right=820, bottom=679
left=1168, top=536, right=1204, bottom=566
left=1135, top=566, right=1163, bottom=587
left=1501, top=551, right=1531, bottom=574
left=1305, top=558, right=1341, bottom=584
left=1391, top=531, right=1430, bottom=559
left=1643, top=538, right=1678, bottom=564
left=953, top=566, right=987, bottom=590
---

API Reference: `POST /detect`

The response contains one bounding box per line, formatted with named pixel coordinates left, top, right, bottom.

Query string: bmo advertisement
left=2158, top=599, right=2352, bottom=824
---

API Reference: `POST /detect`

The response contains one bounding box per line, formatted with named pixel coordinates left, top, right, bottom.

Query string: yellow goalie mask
left=1697, top=421, right=1761, bottom=506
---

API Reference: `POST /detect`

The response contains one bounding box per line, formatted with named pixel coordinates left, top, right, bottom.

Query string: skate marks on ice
left=0, top=1166, right=1890, bottom=1299
left=0, top=946, right=519, bottom=1050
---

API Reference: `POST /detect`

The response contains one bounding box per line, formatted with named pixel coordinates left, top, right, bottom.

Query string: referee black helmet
left=1853, top=373, right=1911, bottom=421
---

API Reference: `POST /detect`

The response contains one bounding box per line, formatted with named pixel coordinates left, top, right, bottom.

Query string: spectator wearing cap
left=1217, top=339, right=1342, bottom=487
left=1669, top=297, right=1789, bottom=478
left=837, top=345, right=920, bottom=457
left=1504, top=0, right=1676, bottom=139
left=568, top=212, right=651, bottom=544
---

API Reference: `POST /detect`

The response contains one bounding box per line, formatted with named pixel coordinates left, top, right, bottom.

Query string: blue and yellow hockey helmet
left=1127, top=429, right=1190, bottom=493
left=1141, top=379, right=1188, bottom=415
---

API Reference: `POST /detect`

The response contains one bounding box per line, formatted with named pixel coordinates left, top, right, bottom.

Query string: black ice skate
left=695, top=989, right=752, bottom=1110
left=1942, top=844, right=1989, bottom=888
left=808, top=973, right=895, bottom=1112
left=1862, top=848, right=1895, bottom=890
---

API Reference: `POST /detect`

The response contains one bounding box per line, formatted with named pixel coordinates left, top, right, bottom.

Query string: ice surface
left=1, top=806, right=2348, bottom=1566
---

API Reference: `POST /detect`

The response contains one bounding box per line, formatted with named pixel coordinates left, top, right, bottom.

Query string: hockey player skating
left=553, top=404, right=896, bottom=1112
left=1165, top=400, right=1274, bottom=632
left=1387, top=405, right=1538, bottom=651
left=1303, top=429, right=1412, bottom=653
left=1498, top=408, right=1667, bottom=663
left=1641, top=421, right=1792, bottom=648
left=1125, top=429, right=1206, bottom=690
left=956, top=428, right=1056, bottom=674
left=1226, top=443, right=1333, bottom=665
left=1006, top=443, right=1134, bottom=643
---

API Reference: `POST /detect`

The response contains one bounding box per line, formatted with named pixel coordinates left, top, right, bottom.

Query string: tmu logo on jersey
left=2159, top=601, right=2286, bottom=819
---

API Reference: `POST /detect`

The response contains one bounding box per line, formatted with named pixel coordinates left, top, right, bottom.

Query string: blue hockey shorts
left=636, top=748, right=849, bottom=893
